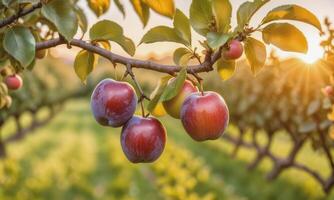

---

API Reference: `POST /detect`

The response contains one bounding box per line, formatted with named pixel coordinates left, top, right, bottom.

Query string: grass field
left=1, top=100, right=334, bottom=200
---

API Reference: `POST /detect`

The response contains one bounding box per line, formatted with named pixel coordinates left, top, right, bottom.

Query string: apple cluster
left=91, top=40, right=243, bottom=163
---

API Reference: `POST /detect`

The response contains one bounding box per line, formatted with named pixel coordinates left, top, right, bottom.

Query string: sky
left=60, top=0, right=334, bottom=63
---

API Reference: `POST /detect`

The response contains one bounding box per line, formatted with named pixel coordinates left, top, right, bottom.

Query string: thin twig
left=123, top=64, right=150, bottom=102
left=0, top=2, right=43, bottom=28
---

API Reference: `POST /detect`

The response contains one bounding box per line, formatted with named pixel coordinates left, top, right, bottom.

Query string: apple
left=223, top=40, right=243, bottom=60
left=121, top=116, right=167, bottom=163
left=5, top=74, right=23, bottom=90
left=162, top=79, right=198, bottom=119
left=322, top=85, right=334, bottom=97
left=181, top=91, right=229, bottom=141
left=91, top=79, right=137, bottom=127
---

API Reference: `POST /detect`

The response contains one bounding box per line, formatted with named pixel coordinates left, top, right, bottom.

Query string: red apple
left=121, top=116, right=167, bottom=163
left=91, top=79, right=137, bottom=127
left=163, top=79, right=198, bottom=119
left=5, top=74, right=23, bottom=90
left=181, top=91, right=229, bottom=141
left=322, top=85, right=334, bottom=97
left=223, top=40, right=243, bottom=60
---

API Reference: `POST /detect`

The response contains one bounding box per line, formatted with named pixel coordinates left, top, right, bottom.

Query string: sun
left=298, top=33, right=324, bottom=64
left=300, top=52, right=322, bottom=64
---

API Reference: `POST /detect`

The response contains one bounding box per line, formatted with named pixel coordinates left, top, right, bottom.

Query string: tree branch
left=36, top=38, right=218, bottom=74
left=0, top=2, right=43, bottom=28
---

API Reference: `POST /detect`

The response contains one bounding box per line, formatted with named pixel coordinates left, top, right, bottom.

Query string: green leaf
left=142, top=0, right=175, bottom=18
left=173, top=9, right=191, bottom=46
left=244, top=37, right=266, bottom=74
left=262, top=23, right=308, bottom=53
left=206, top=32, right=230, bottom=49
left=173, top=48, right=193, bottom=66
left=75, top=6, right=88, bottom=34
left=147, top=76, right=172, bottom=113
left=41, top=0, right=78, bottom=41
left=161, top=68, right=187, bottom=101
left=212, top=0, right=232, bottom=33
left=140, top=26, right=186, bottom=45
left=215, top=58, right=235, bottom=80
left=130, top=0, right=150, bottom=27
left=237, top=0, right=269, bottom=30
left=262, top=5, right=322, bottom=31
left=3, top=26, right=35, bottom=67
left=90, top=20, right=136, bottom=56
left=74, top=50, right=98, bottom=83
left=189, top=0, right=213, bottom=36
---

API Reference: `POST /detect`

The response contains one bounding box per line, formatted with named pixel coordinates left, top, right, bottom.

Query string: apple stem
left=140, top=99, right=146, bottom=117
left=190, top=70, right=204, bottom=96
left=124, top=64, right=150, bottom=101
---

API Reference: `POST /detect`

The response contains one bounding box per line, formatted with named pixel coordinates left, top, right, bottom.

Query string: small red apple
left=5, top=74, right=23, bottom=90
left=322, top=85, right=334, bottom=97
left=181, top=91, right=229, bottom=141
left=91, top=79, right=137, bottom=127
left=162, top=79, right=198, bottom=119
left=223, top=40, right=243, bottom=60
left=121, top=116, right=167, bottom=163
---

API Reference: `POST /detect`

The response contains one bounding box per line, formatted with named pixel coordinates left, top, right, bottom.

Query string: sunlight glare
left=299, top=32, right=324, bottom=64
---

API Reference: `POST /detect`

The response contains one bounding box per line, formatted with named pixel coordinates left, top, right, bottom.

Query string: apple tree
left=0, top=0, right=324, bottom=166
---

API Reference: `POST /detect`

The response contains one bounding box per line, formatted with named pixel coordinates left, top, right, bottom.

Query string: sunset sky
left=66, top=0, right=334, bottom=63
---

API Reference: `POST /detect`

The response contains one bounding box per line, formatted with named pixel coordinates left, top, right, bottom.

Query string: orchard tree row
left=204, top=21, right=334, bottom=193
left=0, top=62, right=95, bottom=158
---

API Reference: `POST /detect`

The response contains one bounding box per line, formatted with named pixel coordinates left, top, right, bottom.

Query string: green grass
left=1, top=100, right=333, bottom=200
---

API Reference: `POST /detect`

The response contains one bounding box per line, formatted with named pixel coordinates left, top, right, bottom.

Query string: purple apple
left=121, top=116, right=167, bottom=163
left=91, top=79, right=137, bottom=127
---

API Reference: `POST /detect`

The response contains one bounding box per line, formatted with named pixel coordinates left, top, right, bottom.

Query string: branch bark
left=36, top=38, right=219, bottom=74
left=0, top=2, right=43, bottom=28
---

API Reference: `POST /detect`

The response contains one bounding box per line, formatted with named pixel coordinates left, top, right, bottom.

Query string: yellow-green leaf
left=237, top=0, right=269, bottom=31
left=215, top=58, right=235, bottom=81
left=262, top=23, right=308, bottom=53
left=262, top=5, right=322, bottom=31
left=212, top=0, right=232, bottom=33
left=116, top=36, right=136, bottom=56
left=140, top=26, right=186, bottom=45
left=114, top=0, right=125, bottom=17
left=147, top=76, right=172, bottom=113
left=244, top=37, right=267, bottom=74
left=142, top=0, right=175, bottom=18
left=130, top=0, right=150, bottom=27
left=173, top=9, right=191, bottom=46
left=190, top=0, right=213, bottom=36
left=74, top=50, right=98, bottom=83
left=90, top=20, right=135, bottom=56
left=173, top=48, right=193, bottom=66
left=90, top=20, right=122, bottom=40
left=87, top=0, right=110, bottom=17
left=161, top=68, right=187, bottom=101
